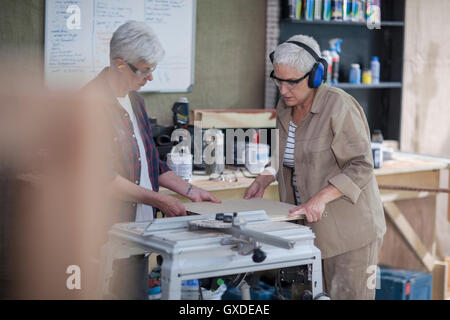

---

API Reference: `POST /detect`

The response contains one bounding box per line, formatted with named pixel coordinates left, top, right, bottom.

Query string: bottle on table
left=371, top=129, right=383, bottom=169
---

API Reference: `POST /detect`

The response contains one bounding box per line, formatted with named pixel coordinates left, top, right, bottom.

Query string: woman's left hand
left=288, top=195, right=326, bottom=223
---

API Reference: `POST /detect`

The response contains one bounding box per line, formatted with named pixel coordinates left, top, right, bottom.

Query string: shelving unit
left=279, top=0, right=405, bottom=142
left=334, top=82, right=402, bottom=89
left=284, top=18, right=404, bottom=27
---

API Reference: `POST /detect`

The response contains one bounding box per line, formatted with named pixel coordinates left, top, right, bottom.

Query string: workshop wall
left=401, top=0, right=450, bottom=260
left=401, top=0, right=450, bottom=158
left=0, top=0, right=266, bottom=126
left=147, top=0, right=267, bottom=125
left=0, top=0, right=45, bottom=77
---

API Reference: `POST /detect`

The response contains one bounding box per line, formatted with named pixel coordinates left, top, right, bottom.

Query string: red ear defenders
left=270, top=41, right=328, bottom=88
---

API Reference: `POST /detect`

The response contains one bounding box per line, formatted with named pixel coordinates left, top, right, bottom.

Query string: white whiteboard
left=45, top=0, right=196, bottom=92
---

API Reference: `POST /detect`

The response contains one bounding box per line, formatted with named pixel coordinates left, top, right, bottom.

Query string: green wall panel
left=0, top=0, right=266, bottom=125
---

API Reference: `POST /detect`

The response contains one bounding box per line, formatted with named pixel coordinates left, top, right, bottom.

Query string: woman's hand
left=186, top=185, right=221, bottom=203
left=244, top=175, right=275, bottom=199
left=288, top=195, right=327, bottom=223
left=288, top=185, right=342, bottom=223
left=244, top=180, right=265, bottom=199
left=155, top=193, right=187, bottom=217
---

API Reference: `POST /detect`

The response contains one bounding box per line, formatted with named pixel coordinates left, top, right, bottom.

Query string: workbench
left=160, top=152, right=449, bottom=208
left=160, top=169, right=280, bottom=202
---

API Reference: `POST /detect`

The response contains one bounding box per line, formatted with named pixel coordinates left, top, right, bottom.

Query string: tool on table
left=188, top=212, right=295, bottom=263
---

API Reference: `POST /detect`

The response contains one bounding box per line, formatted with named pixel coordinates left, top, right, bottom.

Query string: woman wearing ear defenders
left=82, top=20, right=219, bottom=299
left=244, top=35, right=385, bottom=300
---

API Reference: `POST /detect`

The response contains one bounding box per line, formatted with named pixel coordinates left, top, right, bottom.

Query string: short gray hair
left=110, top=20, right=165, bottom=65
left=273, top=35, right=321, bottom=74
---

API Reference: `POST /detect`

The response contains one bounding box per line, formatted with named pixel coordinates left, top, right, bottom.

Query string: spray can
left=323, top=0, right=332, bottom=21
left=314, top=0, right=323, bottom=20
left=370, top=56, right=380, bottom=84
left=303, top=0, right=314, bottom=20
left=331, top=0, right=343, bottom=21
left=322, top=50, right=333, bottom=84
left=329, top=38, right=342, bottom=84
left=330, top=48, right=339, bottom=84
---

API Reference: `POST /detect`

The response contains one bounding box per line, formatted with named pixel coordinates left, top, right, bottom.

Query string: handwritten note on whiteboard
left=45, top=0, right=196, bottom=92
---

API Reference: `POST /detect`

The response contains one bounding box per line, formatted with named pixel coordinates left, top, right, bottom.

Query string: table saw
left=100, top=210, right=325, bottom=300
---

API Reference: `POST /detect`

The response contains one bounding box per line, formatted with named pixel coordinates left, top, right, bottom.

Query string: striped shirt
left=282, top=121, right=302, bottom=205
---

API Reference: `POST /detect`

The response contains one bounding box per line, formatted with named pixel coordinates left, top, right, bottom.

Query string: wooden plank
left=190, top=108, right=276, bottom=128
left=378, top=197, right=436, bottom=272
left=382, top=201, right=435, bottom=272
left=432, top=261, right=448, bottom=300
left=376, top=170, right=439, bottom=187
left=379, top=191, right=431, bottom=203
left=376, top=170, right=440, bottom=202
left=375, top=158, right=447, bottom=176
left=435, top=169, right=450, bottom=265
left=184, top=198, right=299, bottom=222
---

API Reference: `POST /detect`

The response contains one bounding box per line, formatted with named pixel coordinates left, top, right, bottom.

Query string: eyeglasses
left=270, top=70, right=309, bottom=90
left=126, top=62, right=156, bottom=78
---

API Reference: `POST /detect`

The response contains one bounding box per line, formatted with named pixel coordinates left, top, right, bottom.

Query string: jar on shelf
left=349, top=63, right=361, bottom=84
left=362, top=69, right=372, bottom=84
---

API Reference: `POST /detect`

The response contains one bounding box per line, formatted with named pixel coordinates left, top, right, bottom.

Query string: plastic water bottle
left=370, top=56, right=380, bottom=84
left=349, top=64, right=361, bottom=84
left=167, top=148, right=193, bottom=182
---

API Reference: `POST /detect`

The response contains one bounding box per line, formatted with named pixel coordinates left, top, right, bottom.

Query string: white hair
left=273, top=35, right=321, bottom=74
left=109, top=20, right=165, bottom=65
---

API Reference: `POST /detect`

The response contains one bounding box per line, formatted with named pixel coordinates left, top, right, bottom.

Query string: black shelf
left=283, top=19, right=404, bottom=27
left=333, top=82, right=402, bottom=89
left=279, top=0, right=406, bottom=142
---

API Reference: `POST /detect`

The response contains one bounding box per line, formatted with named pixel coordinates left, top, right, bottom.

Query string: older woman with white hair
left=245, top=35, right=386, bottom=300
left=84, top=20, right=219, bottom=299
